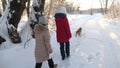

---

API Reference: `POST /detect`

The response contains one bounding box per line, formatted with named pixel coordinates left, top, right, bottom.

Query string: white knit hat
left=38, top=16, right=48, bottom=25
left=56, top=6, right=67, bottom=14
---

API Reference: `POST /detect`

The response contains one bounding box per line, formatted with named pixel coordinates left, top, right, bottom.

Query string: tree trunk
left=90, top=0, right=93, bottom=15
left=26, top=0, right=30, bottom=17
left=0, top=36, right=6, bottom=45
left=1, top=0, right=7, bottom=11
left=29, top=0, right=46, bottom=38
left=33, top=0, right=45, bottom=15
left=99, top=0, right=104, bottom=14
left=0, top=13, right=1, bottom=17
left=7, top=0, right=28, bottom=43
left=47, top=0, right=53, bottom=18
left=8, top=0, right=28, bottom=28
left=105, top=0, right=108, bottom=13
left=58, top=0, right=64, bottom=4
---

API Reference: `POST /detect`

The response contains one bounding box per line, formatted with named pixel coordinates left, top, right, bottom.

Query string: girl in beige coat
left=34, top=16, right=57, bottom=68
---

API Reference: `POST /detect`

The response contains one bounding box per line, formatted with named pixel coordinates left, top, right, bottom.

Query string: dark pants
left=35, top=58, right=54, bottom=68
left=59, top=41, right=70, bottom=59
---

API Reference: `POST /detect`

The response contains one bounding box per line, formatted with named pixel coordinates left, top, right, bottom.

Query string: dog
left=76, top=27, right=82, bottom=37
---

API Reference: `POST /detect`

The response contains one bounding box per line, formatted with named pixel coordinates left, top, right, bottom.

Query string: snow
left=32, top=0, right=39, bottom=7
left=0, top=13, right=120, bottom=68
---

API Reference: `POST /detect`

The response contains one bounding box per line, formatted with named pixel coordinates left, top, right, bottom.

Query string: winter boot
left=53, top=64, right=58, bottom=68
left=62, top=56, right=65, bottom=60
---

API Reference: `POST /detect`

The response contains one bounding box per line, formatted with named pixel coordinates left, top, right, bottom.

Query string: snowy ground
left=0, top=13, right=120, bottom=68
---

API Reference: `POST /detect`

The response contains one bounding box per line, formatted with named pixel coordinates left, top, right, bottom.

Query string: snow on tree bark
left=9, top=0, right=28, bottom=28
left=6, top=0, right=29, bottom=43
left=30, top=0, right=45, bottom=38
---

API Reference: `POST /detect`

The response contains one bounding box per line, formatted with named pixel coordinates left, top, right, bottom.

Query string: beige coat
left=34, top=24, right=52, bottom=63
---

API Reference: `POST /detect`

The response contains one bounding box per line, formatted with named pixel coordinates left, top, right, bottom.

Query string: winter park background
left=0, top=0, right=120, bottom=68
left=0, top=13, right=120, bottom=68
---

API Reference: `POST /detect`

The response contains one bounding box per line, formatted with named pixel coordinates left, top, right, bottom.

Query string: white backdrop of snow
left=0, top=13, right=120, bottom=68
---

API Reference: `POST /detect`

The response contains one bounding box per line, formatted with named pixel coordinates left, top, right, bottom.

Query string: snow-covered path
left=54, top=14, right=120, bottom=68
left=96, top=20, right=120, bottom=68
left=0, top=14, right=120, bottom=68
left=83, top=17, right=120, bottom=68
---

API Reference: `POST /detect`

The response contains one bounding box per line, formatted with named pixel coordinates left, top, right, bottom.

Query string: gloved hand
left=49, top=53, right=52, bottom=59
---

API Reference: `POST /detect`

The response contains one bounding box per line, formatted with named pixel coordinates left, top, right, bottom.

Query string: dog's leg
left=78, top=33, right=80, bottom=36
left=76, top=32, right=77, bottom=37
